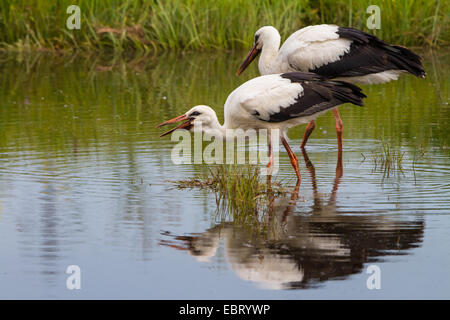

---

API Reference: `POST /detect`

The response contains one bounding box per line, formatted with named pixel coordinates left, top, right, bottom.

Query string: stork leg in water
left=301, top=147, right=343, bottom=210
left=281, top=136, right=301, bottom=181
left=333, top=109, right=344, bottom=152
left=300, top=120, right=316, bottom=149
left=266, top=136, right=301, bottom=182
left=266, top=141, right=273, bottom=187
left=301, top=146, right=343, bottom=182
left=300, top=109, right=344, bottom=152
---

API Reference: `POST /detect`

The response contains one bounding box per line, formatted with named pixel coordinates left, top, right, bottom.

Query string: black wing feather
left=262, top=72, right=366, bottom=123
left=309, top=27, right=425, bottom=79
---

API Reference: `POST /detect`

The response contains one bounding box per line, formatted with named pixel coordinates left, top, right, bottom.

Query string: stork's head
left=236, top=26, right=280, bottom=75
left=157, top=105, right=219, bottom=137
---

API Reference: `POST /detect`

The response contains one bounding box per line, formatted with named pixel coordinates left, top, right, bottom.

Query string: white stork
left=236, top=24, right=426, bottom=150
left=157, top=72, right=366, bottom=181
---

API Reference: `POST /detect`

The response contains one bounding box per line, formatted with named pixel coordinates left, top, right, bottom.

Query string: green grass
left=173, top=164, right=287, bottom=224
left=363, top=143, right=406, bottom=178
left=0, top=0, right=447, bottom=53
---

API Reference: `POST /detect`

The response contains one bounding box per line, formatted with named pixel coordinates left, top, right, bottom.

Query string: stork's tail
left=328, top=81, right=367, bottom=106
left=284, top=72, right=367, bottom=106
left=337, top=27, right=426, bottom=78
left=383, top=44, right=426, bottom=78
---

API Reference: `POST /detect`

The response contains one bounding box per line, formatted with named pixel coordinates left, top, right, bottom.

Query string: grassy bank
left=0, top=0, right=447, bottom=53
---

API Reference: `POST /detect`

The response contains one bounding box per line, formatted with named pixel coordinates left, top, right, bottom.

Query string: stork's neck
left=200, top=113, right=228, bottom=139
left=202, top=113, right=254, bottom=142
left=202, top=125, right=227, bottom=139
left=258, top=29, right=281, bottom=75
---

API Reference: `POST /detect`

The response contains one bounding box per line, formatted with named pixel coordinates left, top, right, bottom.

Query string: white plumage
left=238, top=24, right=424, bottom=84
left=225, top=74, right=304, bottom=127
left=236, top=24, right=425, bottom=150
left=158, top=72, right=365, bottom=180
left=264, top=25, right=353, bottom=75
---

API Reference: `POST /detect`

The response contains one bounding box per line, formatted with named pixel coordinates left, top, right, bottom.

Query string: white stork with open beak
left=157, top=72, right=366, bottom=181
left=236, top=24, right=425, bottom=151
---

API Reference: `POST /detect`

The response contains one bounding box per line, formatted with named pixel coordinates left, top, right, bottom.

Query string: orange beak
left=236, top=44, right=261, bottom=76
left=156, top=114, right=193, bottom=137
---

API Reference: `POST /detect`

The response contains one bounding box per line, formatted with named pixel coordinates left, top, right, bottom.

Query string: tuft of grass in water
left=0, top=0, right=447, bottom=53
left=172, top=177, right=218, bottom=190
left=173, top=164, right=287, bottom=224
left=208, top=165, right=285, bottom=220
left=364, top=143, right=405, bottom=178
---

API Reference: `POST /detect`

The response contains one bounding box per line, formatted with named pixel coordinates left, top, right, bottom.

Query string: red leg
left=329, top=147, right=343, bottom=206
left=336, top=147, right=343, bottom=179
left=267, top=141, right=273, bottom=170
left=333, top=109, right=343, bottom=152
left=266, top=141, right=273, bottom=187
left=301, top=148, right=320, bottom=206
left=281, top=136, right=301, bottom=181
left=300, top=120, right=316, bottom=149
left=280, top=179, right=301, bottom=223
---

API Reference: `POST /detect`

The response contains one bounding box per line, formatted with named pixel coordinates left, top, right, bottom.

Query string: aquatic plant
left=365, top=143, right=406, bottom=178
left=172, top=164, right=289, bottom=224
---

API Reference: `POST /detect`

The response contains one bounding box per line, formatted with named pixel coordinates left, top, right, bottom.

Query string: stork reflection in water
left=160, top=151, right=424, bottom=289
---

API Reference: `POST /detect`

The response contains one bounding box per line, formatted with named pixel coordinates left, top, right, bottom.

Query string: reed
left=0, top=0, right=447, bottom=53
left=173, top=164, right=287, bottom=224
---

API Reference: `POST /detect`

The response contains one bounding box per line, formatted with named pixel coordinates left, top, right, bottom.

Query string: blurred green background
left=0, top=0, right=448, bottom=53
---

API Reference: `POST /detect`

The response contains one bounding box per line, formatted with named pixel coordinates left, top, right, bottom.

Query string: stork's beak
left=236, top=44, right=261, bottom=75
left=158, top=240, right=189, bottom=251
left=156, top=114, right=193, bottom=137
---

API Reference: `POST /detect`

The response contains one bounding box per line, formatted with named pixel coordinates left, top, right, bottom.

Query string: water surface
left=0, top=51, right=449, bottom=299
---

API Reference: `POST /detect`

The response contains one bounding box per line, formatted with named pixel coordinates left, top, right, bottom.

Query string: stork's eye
left=254, top=35, right=260, bottom=44
left=190, top=111, right=201, bottom=117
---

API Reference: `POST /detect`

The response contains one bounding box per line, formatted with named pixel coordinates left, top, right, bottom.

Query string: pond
left=0, top=50, right=448, bottom=299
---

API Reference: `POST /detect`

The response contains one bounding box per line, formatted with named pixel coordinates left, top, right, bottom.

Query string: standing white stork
left=236, top=24, right=425, bottom=151
left=157, top=72, right=365, bottom=181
